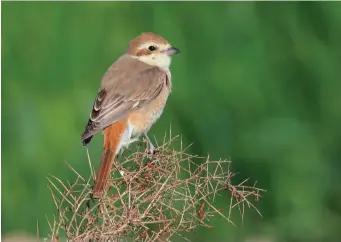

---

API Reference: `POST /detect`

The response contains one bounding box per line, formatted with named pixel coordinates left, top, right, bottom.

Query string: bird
left=81, top=32, right=180, bottom=198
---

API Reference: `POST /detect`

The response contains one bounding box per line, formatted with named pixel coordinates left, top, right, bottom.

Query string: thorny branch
left=47, top=134, right=265, bottom=242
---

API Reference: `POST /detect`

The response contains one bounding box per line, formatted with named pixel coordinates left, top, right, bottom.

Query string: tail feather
left=92, top=148, right=115, bottom=198
left=92, top=119, right=127, bottom=198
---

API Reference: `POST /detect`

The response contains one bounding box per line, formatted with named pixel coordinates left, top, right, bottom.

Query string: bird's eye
left=148, top=46, right=156, bottom=51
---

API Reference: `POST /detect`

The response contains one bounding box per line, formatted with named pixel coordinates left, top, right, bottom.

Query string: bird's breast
left=128, top=86, right=170, bottom=136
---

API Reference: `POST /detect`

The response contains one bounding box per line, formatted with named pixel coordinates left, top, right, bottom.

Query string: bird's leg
left=144, top=133, right=157, bottom=160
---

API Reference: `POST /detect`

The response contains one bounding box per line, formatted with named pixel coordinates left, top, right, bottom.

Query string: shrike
left=81, top=32, right=180, bottom=197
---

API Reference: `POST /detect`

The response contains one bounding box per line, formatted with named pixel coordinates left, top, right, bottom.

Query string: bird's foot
left=144, top=133, right=159, bottom=161
left=146, top=147, right=159, bottom=160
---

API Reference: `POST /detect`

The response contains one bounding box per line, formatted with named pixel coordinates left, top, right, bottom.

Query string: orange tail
left=92, top=148, right=115, bottom=198
left=92, top=119, right=127, bottom=198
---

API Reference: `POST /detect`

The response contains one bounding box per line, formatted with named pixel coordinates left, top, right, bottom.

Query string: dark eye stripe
left=136, top=49, right=152, bottom=56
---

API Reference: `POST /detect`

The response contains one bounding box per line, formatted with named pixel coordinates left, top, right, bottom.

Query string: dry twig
left=47, top=134, right=265, bottom=241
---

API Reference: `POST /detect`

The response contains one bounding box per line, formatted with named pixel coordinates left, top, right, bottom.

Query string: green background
left=2, top=2, right=341, bottom=241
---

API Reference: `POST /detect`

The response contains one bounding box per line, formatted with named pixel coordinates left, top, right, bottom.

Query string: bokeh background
left=2, top=2, right=341, bottom=241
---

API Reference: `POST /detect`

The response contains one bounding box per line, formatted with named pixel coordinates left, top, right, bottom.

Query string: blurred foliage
left=2, top=2, right=341, bottom=241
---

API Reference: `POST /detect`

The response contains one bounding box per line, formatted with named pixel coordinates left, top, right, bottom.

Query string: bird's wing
left=82, top=61, right=168, bottom=141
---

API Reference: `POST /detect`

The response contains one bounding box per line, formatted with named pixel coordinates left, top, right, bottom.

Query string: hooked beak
left=162, top=47, right=181, bottom=56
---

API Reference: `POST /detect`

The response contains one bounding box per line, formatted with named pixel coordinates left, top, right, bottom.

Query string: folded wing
left=81, top=59, right=167, bottom=145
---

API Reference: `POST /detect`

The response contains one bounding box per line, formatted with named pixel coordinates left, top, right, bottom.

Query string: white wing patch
left=132, top=101, right=140, bottom=109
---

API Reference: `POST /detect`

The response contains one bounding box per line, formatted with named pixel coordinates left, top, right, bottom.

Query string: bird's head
left=127, top=32, right=180, bottom=69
